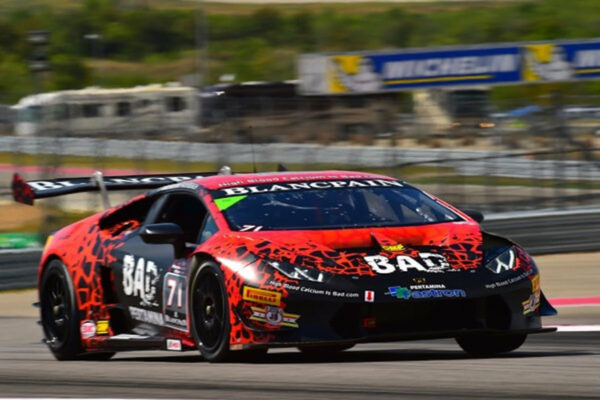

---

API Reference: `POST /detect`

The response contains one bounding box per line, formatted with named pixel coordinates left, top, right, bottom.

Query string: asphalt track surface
left=0, top=315, right=598, bottom=399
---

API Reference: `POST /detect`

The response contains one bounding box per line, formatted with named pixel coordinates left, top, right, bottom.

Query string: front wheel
left=190, top=260, right=231, bottom=362
left=456, top=334, right=527, bottom=357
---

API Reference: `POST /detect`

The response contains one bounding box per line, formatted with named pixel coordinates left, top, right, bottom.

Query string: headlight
left=484, top=247, right=516, bottom=274
left=265, top=259, right=331, bottom=283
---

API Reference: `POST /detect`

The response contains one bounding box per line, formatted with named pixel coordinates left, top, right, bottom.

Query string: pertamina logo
left=243, top=286, right=281, bottom=306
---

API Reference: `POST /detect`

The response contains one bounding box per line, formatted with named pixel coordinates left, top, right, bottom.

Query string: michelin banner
left=298, top=39, right=600, bottom=94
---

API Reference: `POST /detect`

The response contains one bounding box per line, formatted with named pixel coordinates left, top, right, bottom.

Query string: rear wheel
left=190, top=261, right=231, bottom=362
left=456, top=334, right=527, bottom=356
left=40, top=260, right=82, bottom=360
left=40, top=260, right=115, bottom=361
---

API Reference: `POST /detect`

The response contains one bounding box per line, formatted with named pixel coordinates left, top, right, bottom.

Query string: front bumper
left=238, top=285, right=546, bottom=347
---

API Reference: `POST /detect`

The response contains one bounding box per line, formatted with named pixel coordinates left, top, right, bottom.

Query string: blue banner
left=298, top=39, right=600, bottom=94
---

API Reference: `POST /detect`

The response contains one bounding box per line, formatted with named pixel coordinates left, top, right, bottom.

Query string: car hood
left=217, top=221, right=483, bottom=276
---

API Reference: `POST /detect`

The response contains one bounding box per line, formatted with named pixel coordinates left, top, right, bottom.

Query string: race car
left=12, top=169, right=556, bottom=361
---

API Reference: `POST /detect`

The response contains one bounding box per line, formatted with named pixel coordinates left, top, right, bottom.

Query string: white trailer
left=13, top=84, right=197, bottom=137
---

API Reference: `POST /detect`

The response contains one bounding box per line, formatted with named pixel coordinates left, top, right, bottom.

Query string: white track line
left=545, top=324, right=600, bottom=332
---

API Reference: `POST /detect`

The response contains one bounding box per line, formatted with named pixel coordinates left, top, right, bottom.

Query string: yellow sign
left=522, top=44, right=572, bottom=82
left=327, top=55, right=382, bottom=93
left=96, top=320, right=109, bottom=335
left=242, top=286, right=281, bottom=306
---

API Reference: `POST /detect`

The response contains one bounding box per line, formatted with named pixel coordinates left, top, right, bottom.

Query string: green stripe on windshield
left=214, top=195, right=247, bottom=211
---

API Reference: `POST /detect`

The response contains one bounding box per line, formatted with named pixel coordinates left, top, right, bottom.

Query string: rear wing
left=12, top=171, right=218, bottom=206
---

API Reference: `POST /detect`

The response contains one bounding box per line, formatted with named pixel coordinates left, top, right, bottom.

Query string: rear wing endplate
left=12, top=171, right=217, bottom=206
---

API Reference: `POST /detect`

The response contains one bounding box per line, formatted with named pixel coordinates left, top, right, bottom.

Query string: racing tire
left=39, top=259, right=83, bottom=360
left=190, top=260, right=231, bottom=362
left=298, top=343, right=355, bottom=355
left=456, top=333, right=527, bottom=357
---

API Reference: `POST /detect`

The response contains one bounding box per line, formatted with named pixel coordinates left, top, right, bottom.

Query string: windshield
left=211, top=180, right=462, bottom=231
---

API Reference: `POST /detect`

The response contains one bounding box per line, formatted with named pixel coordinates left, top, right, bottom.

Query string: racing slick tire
left=298, top=344, right=355, bottom=355
left=40, top=259, right=114, bottom=361
left=190, top=260, right=231, bottom=362
left=456, top=333, right=527, bottom=356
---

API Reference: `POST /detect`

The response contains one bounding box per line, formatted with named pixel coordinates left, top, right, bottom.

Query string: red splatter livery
left=35, top=170, right=553, bottom=357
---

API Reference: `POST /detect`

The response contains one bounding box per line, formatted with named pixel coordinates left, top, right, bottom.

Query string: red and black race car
left=12, top=169, right=556, bottom=361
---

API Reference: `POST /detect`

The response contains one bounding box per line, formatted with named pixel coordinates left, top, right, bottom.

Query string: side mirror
left=461, top=209, right=485, bottom=223
left=140, top=223, right=185, bottom=257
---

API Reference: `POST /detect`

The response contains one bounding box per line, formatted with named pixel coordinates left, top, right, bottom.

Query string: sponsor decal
left=364, top=253, right=450, bottom=274
left=364, top=290, right=375, bottom=302
left=166, top=338, right=182, bottom=351
left=214, top=195, right=247, bottom=211
left=80, top=320, right=96, bottom=338
left=484, top=268, right=534, bottom=289
left=362, top=317, right=377, bottom=328
left=523, top=274, right=541, bottom=315
left=522, top=293, right=541, bottom=315
left=218, top=179, right=403, bottom=197
left=243, top=286, right=282, bottom=306
left=96, top=320, right=109, bottom=335
left=267, top=280, right=360, bottom=299
left=122, top=254, right=159, bottom=307
left=381, top=243, right=405, bottom=252
left=250, top=306, right=300, bottom=328
left=28, top=175, right=206, bottom=192
left=129, top=305, right=164, bottom=326
left=385, top=286, right=466, bottom=300
left=163, top=272, right=188, bottom=331
left=522, top=44, right=573, bottom=82
left=485, top=249, right=515, bottom=274
left=531, top=274, right=540, bottom=293
left=409, top=283, right=446, bottom=290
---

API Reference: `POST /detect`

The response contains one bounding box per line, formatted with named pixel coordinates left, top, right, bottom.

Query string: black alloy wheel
left=191, top=260, right=231, bottom=362
left=40, top=260, right=82, bottom=360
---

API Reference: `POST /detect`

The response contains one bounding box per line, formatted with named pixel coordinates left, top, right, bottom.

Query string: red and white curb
left=549, top=296, right=600, bottom=308
left=543, top=296, right=600, bottom=332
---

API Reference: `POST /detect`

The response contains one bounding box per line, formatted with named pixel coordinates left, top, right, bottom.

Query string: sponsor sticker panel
left=250, top=306, right=300, bottom=328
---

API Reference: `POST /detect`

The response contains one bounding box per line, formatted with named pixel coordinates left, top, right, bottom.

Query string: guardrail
left=1, top=208, right=597, bottom=291
left=0, top=249, right=41, bottom=291
left=483, top=207, right=600, bottom=255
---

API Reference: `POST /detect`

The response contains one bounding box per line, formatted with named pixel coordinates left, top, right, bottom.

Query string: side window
left=82, top=103, right=102, bottom=118
left=165, top=96, right=186, bottom=112
left=99, top=195, right=157, bottom=235
left=116, top=101, right=131, bottom=117
left=198, top=214, right=218, bottom=244
left=154, top=193, right=207, bottom=243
